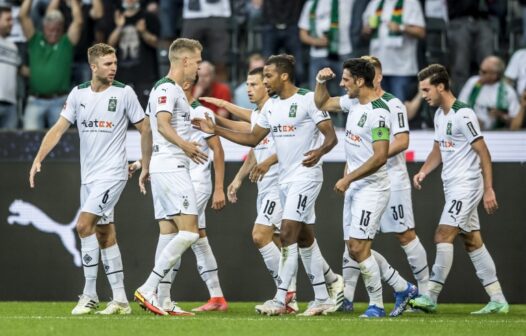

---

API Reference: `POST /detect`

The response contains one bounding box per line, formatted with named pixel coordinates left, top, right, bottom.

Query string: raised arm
left=413, top=141, right=442, bottom=190
left=207, top=135, right=226, bottom=210
left=335, top=137, right=389, bottom=193
left=200, top=97, right=253, bottom=122
left=196, top=114, right=269, bottom=147
left=314, top=68, right=343, bottom=113
left=471, top=138, right=498, bottom=214
left=108, top=11, right=125, bottom=47
left=90, top=0, right=104, bottom=20
left=303, top=119, right=338, bottom=167
left=215, top=114, right=252, bottom=132
left=67, top=0, right=84, bottom=45
left=20, top=0, right=35, bottom=40
left=29, top=117, right=72, bottom=188
left=227, top=149, right=257, bottom=203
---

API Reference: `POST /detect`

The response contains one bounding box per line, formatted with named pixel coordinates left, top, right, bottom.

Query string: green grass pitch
left=1, top=302, right=525, bottom=336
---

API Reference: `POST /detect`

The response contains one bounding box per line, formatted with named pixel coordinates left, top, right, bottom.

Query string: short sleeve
left=298, top=1, right=311, bottom=30
left=403, top=0, right=425, bottom=27
left=155, top=83, right=178, bottom=116
left=504, top=51, right=521, bottom=80
left=388, top=98, right=410, bottom=135
left=256, top=100, right=271, bottom=129
left=458, top=109, right=483, bottom=144
left=125, top=86, right=145, bottom=124
left=370, top=108, right=391, bottom=142
left=306, top=93, right=331, bottom=124
left=60, top=89, right=77, bottom=124
left=340, top=95, right=351, bottom=113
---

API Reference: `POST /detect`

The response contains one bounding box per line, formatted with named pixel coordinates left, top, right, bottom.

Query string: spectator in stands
left=47, top=0, right=104, bottom=85
left=298, top=0, right=352, bottom=94
left=181, top=0, right=231, bottom=82
left=447, top=0, right=495, bottom=95
left=233, top=53, right=265, bottom=109
left=20, top=0, right=82, bottom=130
left=362, top=0, right=426, bottom=102
left=349, top=0, right=371, bottom=58
left=260, top=0, right=305, bottom=85
left=0, top=4, right=20, bottom=129
left=459, top=56, right=520, bottom=130
left=158, top=0, right=182, bottom=47
left=108, top=0, right=160, bottom=108
left=505, top=47, right=526, bottom=97
left=194, top=61, right=232, bottom=119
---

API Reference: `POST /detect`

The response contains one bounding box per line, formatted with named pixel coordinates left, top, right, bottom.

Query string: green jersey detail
left=371, top=98, right=390, bottom=112
left=297, top=88, right=311, bottom=95
left=451, top=100, right=471, bottom=113
left=372, top=127, right=390, bottom=141
left=381, top=92, right=396, bottom=102
left=190, top=100, right=202, bottom=109
left=111, top=80, right=125, bottom=88
left=77, top=81, right=91, bottom=89
left=153, top=77, right=175, bottom=90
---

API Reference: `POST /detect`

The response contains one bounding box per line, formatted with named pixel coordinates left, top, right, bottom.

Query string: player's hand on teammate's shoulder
left=302, top=149, right=322, bottom=167
left=29, top=161, right=41, bottom=188
left=413, top=171, right=426, bottom=190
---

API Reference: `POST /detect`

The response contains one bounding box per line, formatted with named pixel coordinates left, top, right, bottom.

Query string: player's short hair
left=168, top=38, right=203, bottom=62
left=248, top=66, right=264, bottom=78
left=0, top=6, right=11, bottom=17
left=343, top=58, right=375, bottom=88
left=265, top=54, right=295, bottom=83
left=418, top=64, right=451, bottom=91
left=43, top=9, right=64, bottom=25
left=87, top=43, right=115, bottom=65
left=361, top=55, right=382, bottom=72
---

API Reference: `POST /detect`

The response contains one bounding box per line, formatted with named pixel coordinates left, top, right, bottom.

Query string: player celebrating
left=195, top=54, right=340, bottom=316
left=315, top=58, right=417, bottom=318
left=409, top=64, right=508, bottom=314
left=29, top=43, right=151, bottom=315
left=134, top=38, right=207, bottom=316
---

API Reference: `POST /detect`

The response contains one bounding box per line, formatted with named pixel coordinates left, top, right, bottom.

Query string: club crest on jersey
left=108, top=97, right=117, bottom=112
left=446, top=121, right=452, bottom=135
left=358, top=113, right=367, bottom=127
left=289, top=103, right=297, bottom=117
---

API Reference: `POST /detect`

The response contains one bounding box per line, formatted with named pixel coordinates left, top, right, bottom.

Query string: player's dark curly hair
left=418, top=64, right=451, bottom=91
left=342, top=58, right=375, bottom=88
left=265, top=54, right=295, bottom=83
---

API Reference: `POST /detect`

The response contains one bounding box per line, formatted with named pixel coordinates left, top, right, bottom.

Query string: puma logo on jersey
left=7, top=200, right=81, bottom=267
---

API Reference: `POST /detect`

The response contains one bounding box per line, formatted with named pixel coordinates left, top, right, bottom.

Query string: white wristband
left=316, top=75, right=327, bottom=84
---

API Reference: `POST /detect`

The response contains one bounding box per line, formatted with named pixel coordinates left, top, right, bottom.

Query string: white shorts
left=255, top=186, right=282, bottom=229
left=151, top=171, right=198, bottom=220
left=196, top=191, right=211, bottom=229
left=280, top=181, right=322, bottom=224
left=439, top=187, right=483, bottom=232
left=80, top=180, right=127, bottom=225
left=379, top=188, right=415, bottom=233
left=343, top=188, right=390, bottom=240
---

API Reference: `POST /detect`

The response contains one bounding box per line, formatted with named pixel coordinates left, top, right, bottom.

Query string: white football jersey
left=146, top=78, right=192, bottom=173
left=382, top=92, right=411, bottom=191
left=251, top=108, right=279, bottom=194
left=434, top=100, right=483, bottom=190
left=340, top=96, right=391, bottom=191
left=188, top=101, right=215, bottom=194
left=257, top=89, right=331, bottom=184
left=61, top=81, right=144, bottom=184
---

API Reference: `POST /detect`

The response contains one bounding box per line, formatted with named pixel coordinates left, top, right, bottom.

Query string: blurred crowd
left=0, top=0, right=525, bottom=130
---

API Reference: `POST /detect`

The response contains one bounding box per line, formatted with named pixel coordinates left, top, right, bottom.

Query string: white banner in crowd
left=126, top=130, right=526, bottom=163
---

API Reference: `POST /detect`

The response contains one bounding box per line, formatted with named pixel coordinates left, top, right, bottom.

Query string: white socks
left=359, top=255, right=383, bottom=308
left=401, top=237, right=429, bottom=293
left=101, top=244, right=127, bottom=303
left=141, top=231, right=199, bottom=293
left=155, top=233, right=177, bottom=304
left=275, top=243, right=298, bottom=305
left=258, top=242, right=281, bottom=287
left=192, top=237, right=223, bottom=298
left=342, top=248, right=360, bottom=302
left=299, top=240, right=330, bottom=301
left=80, top=234, right=99, bottom=298
left=372, top=250, right=408, bottom=292
left=428, top=242, right=453, bottom=303
left=468, top=245, right=507, bottom=304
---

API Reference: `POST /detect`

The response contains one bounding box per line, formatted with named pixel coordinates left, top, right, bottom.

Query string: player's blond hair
left=168, top=38, right=203, bottom=62
left=361, top=55, right=382, bottom=72
left=87, top=43, right=116, bottom=65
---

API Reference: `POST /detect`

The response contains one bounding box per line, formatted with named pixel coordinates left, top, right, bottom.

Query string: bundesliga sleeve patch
left=158, top=96, right=167, bottom=104
left=372, top=127, right=390, bottom=141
